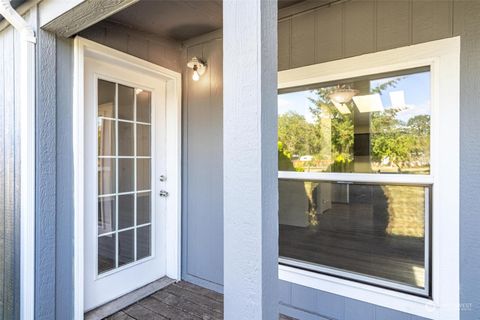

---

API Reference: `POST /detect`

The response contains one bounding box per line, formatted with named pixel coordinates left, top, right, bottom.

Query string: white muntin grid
left=97, top=80, right=152, bottom=275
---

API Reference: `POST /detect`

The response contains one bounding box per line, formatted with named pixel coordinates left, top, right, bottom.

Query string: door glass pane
left=278, top=68, right=431, bottom=174
left=118, top=194, right=135, bottom=229
left=98, top=234, right=116, bottom=274
left=137, top=225, right=151, bottom=260
left=97, top=79, right=154, bottom=275
left=98, top=119, right=116, bottom=156
left=98, top=196, right=116, bottom=235
left=118, top=121, right=134, bottom=156
left=137, top=192, right=151, bottom=225
left=279, top=179, right=429, bottom=292
left=98, top=80, right=116, bottom=118
left=136, top=90, right=151, bottom=123
left=98, top=158, right=115, bottom=195
left=118, top=84, right=134, bottom=121
left=137, top=159, right=151, bottom=191
left=118, top=159, right=134, bottom=193
left=118, top=230, right=135, bottom=266
left=137, top=124, right=151, bottom=157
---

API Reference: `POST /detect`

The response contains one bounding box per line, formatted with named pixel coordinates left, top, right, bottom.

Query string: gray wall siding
left=278, top=0, right=454, bottom=71
left=454, top=0, right=480, bottom=318
left=79, top=20, right=183, bottom=73
left=182, top=36, right=224, bottom=292
left=181, top=1, right=480, bottom=319
left=0, top=7, right=64, bottom=319
left=0, top=24, right=22, bottom=320
left=35, top=27, right=57, bottom=320
left=279, top=280, right=428, bottom=320
left=55, top=36, right=75, bottom=320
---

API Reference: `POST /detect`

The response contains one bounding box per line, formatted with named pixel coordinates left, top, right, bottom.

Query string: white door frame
left=73, top=37, right=182, bottom=319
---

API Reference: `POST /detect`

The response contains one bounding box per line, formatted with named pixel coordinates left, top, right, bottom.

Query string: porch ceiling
left=106, top=0, right=303, bottom=42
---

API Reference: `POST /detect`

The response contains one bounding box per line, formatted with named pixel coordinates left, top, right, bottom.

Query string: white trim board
left=277, top=37, right=460, bottom=320
left=73, top=37, right=182, bottom=320
left=19, top=13, right=36, bottom=320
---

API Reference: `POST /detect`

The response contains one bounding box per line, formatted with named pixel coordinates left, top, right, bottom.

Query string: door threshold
left=84, top=277, right=176, bottom=320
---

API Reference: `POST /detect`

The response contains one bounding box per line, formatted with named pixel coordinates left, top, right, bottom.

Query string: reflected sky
left=278, top=71, right=430, bottom=123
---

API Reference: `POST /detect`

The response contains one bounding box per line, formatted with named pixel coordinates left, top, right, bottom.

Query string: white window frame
left=277, top=37, right=460, bottom=320
left=73, top=37, right=182, bottom=320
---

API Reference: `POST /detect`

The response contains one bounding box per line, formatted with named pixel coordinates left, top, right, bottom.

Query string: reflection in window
left=278, top=67, right=432, bottom=296
left=279, top=180, right=429, bottom=293
left=278, top=68, right=431, bottom=174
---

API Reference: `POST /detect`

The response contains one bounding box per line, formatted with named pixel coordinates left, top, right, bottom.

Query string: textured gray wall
left=222, top=1, right=279, bottom=318
left=454, top=1, right=480, bottom=319
left=0, top=7, right=63, bottom=319
left=35, top=26, right=57, bottom=320
left=0, top=24, right=21, bottom=320
left=35, top=17, right=75, bottom=320
left=55, top=36, right=75, bottom=320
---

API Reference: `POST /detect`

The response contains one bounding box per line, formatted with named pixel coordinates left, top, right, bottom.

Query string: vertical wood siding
left=278, top=0, right=454, bottom=71
left=55, top=36, right=75, bottom=320
left=0, top=25, right=21, bottom=320
left=182, top=37, right=224, bottom=292
left=79, top=20, right=183, bottom=73
left=454, top=1, right=480, bottom=319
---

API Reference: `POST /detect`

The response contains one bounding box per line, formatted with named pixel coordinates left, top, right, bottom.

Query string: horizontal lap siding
left=0, top=25, right=21, bottom=320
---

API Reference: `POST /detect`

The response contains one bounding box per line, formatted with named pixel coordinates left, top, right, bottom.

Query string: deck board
left=107, top=281, right=296, bottom=320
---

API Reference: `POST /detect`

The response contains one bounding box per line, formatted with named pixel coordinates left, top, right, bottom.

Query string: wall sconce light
left=187, top=57, right=206, bottom=81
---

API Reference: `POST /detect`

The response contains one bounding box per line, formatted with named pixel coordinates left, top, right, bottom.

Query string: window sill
left=279, top=264, right=437, bottom=319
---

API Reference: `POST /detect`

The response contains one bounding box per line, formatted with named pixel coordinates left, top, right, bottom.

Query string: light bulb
left=192, top=70, right=200, bottom=81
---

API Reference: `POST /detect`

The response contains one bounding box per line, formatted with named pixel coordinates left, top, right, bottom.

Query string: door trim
left=73, top=37, right=182, bottom=320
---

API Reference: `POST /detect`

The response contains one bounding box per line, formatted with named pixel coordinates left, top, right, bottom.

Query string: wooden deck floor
left=106, top=281, right=296, bottom=320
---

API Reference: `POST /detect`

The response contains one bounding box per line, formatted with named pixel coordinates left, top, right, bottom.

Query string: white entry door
left=83, top=52, right=169, bottom=311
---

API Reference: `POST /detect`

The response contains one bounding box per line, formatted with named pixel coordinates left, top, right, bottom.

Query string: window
left=278, top=68, right=432, bottom=296
left=278, top=68, right=431, bottom=175
left=277, top=38, right=460, bottom=319
left=97, top=79, right=153, bottom=275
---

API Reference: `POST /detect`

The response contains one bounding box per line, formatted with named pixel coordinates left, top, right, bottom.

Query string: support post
left=223, top=0, right=278, bottom=319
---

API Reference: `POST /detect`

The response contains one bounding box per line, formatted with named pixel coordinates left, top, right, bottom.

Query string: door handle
left=159, top=190, right=169, bottom=197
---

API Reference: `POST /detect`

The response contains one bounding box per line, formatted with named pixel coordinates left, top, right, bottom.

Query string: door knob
left=159, top=190, right=169, bottom=197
